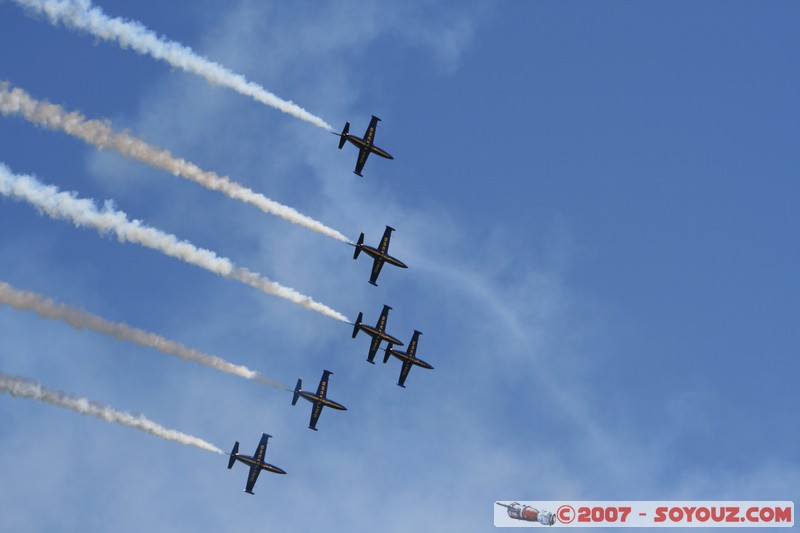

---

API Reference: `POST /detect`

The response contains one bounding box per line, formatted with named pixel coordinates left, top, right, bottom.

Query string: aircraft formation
left=0, top=1, right=435, bottom=500
left=226, top=118, right=435, bottom=494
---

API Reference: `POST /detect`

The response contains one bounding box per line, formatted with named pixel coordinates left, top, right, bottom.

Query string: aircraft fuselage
left=358, top=244, right=408, bottom=270
left=344, top=135, right=393, bottom=160
left=232, top=454, right=286, bottom=475
left=357, top=323, right=403, bottom=346
left=297, top=390, right=347, bottom=411
left=388, top=350, right=434, bottom=370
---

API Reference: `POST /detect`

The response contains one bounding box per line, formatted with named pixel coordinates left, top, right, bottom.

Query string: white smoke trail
left=0, top=163, right=350, bottom=323
left=0, top=83, right=351, bottom=244
left=0, top=281, right=285, bottom=389
left=11, top=0, right=333, bottom=130
left=0, top=371, right=223, bottom=454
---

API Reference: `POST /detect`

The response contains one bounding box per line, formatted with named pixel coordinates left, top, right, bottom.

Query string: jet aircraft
left=383, top=330, right=434, bottom=388
left=351, top=225, right=408, bottom=286
left=334, top=115, right=394, bottom=176
left=291, top=370, right=347, bottom=431
left=351, top=304, right=404, bottom=364
left=227, top=433, right=286, bottom=494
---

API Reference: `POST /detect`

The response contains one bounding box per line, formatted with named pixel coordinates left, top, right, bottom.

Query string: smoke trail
left=11, top=0, right=333, bottom=130
left=0, top=163, right=349, bottom=323
left=0, top=83, right=351, bottom=244
left=0, top=371, right=223, bottom=454
left=0, top=280, right=285, bottom=389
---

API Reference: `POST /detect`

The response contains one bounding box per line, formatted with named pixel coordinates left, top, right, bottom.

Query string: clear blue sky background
left=0, top=1, right=797, bottom=531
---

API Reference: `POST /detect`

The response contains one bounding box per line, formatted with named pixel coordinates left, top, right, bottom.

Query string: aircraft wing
left=354, top=148, right=370, bottom=176
left=363, top=115, right=380, bottom=145
left=315, top=370, right=332, bottom=399
left=253, top=433, right=270, bottom=464
left=376, top=305, right=391, bottom=333
left=398, top=360, right=413, bottom=387
left=369, top=257, right=385, bottom=285
left=367, top=336, right=382, bottom=363
left=378, top=226, right=393, bottom=254
left=245, top=464, right=261, bottom=494
left=309, top=401, right=323, bottom=430
left=406, top=330, right=421, bottom=358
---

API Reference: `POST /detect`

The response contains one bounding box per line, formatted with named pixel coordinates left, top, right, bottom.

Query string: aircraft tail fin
left=338, top=122, right=349, bottom=149
left=352, top=312, right=363, bottom=338
left=227, top=442, right=239, bottom=469
left=353, top=233, right=364, bottom=259
left=383, top=343, right=393, bottom=364
left=292, top=379, right=302, bottom=406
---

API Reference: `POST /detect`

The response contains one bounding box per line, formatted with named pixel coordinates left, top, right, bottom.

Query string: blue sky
left=0, top=0, right=798, bottom=531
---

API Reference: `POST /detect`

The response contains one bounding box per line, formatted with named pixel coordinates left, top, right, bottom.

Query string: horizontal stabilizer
left=292, top=379, right=302, bottom=406
left=227, top=442, right=239, bottom=469
left=353, top=233, right=364, bottom=259
left=338, top=122, right=349, bottom=149
left=352, top=312, right=363, bottom=338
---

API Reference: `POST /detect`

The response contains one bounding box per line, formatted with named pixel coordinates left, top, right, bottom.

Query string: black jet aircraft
left=227, top=433, right=286, bottom=495
left=351, top=225, right=408, bottom=286
left=351, top=304, right=404, bottom=364
left=335, top=115, right=393, bottom=176
left=383, top=330, right=434, bottom=388
left=291, top=369, right=347, bottom=431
